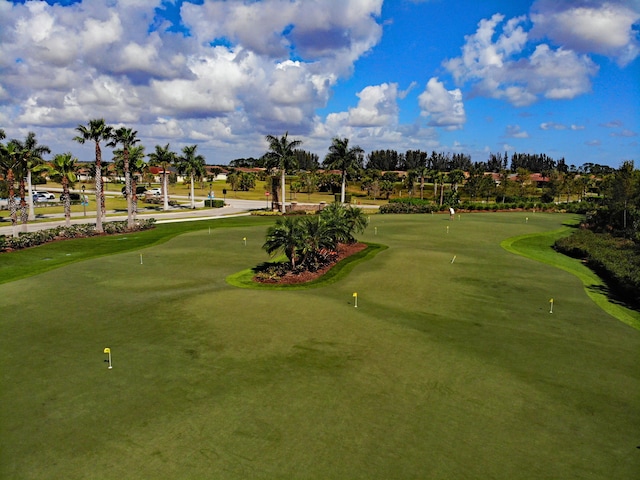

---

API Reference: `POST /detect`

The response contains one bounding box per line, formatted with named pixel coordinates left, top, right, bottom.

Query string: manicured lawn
left=1, top=213, right=638, bottom=479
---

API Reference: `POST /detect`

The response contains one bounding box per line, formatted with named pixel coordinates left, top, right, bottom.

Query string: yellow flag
left=353, top=292, right=357, bottom=297
left=103, top=347, right=110, bottom=354
left=550, top=298, right=554, bottom=303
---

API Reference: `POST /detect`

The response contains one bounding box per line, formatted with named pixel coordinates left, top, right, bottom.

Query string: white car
left=147, top=188, right=162, bottom=195
left=33, top=191, right=55, bottom=201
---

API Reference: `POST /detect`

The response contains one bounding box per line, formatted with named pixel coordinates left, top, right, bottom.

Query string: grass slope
left=501, top=227, right=640, bottom=331
left=1, top=212, right=638, bottom=479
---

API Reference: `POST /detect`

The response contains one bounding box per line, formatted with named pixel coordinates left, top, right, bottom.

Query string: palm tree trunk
left=132, top=177, right=138, bottom=222
left=27, top=170, right=36, bottom=221
left=341, top=172, right=347, bottom=204
left=19, top=179, right=28, bottom=233
left=124, top=151, right=133, bottom=229
left=163, top=171, right=169, bottom=211
left=190, top=173, right=195, bottom=209
left=94, top=143, right=104, bottom=233
left=62, top=177, right=71, bottom=227
left=7, top=170, right=18, bottom=237
left=280, top=169, right=286, bottom=213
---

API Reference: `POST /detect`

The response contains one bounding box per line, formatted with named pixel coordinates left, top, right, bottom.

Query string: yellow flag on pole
left=353, top=292, right=357, bottom=297
left=103, top=347, right=110, bottom=354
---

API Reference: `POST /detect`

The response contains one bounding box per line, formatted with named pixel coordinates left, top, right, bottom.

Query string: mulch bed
left=254, top=242, right=368, bottom=285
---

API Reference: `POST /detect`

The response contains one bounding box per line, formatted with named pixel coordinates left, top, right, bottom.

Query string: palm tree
left=414, top=165, right=430, bottom=200
left=127, top=145, right=147, bottom=222
left=148, top=143, right=176, bottom=211
left=323, top=137, right=364, bottom=204
left=298, top=215, right=338, bottom=270
left=263, top=132, right=302, bottom=213
left=177, top=145, right=206, bottom=209
left=9, top=132, right=50, bottom=221
left=263, top=216, right=305, bottom=268
left=0, top=142, right=23, bottom=236
left=74, top=119, right=113, bottom=233
left=46, top=153, right=78, bottom=227
left=108, top=127, right=139, bottom=229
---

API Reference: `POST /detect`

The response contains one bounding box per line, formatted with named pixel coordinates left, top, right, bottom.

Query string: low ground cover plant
left=0, top=219, right=156, bottom=252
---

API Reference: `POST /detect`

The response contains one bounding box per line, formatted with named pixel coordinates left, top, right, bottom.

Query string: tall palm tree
left=413, top=165, right=430, bottom=200
left=46, top=153, right=78, bottom=227
left=108, top=127, right=139, bottom=229
left=177, top=145, right=206, bottom=209
left=127, top=145, right=147, bottom=222
left=323, top=137, right=364, bottom=204
left=148, top=143, right=176, bottom=211
left=0, top=142, right=24, bottom=236
left=73, top=119, right=113, bottom=233
left=263, top=132, right=302, bottom=213
left=9, top=132, right=51, bottom=221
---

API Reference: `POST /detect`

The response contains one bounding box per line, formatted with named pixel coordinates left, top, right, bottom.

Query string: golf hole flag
left=104, top=347, right=112, bottom=369
left=353, top=292, right=358, bottom=308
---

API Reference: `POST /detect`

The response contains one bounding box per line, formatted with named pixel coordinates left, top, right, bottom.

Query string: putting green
left=1, top=213, right=638, bottom=479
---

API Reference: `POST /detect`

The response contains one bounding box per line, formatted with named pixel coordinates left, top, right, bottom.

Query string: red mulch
left=254, top=242, right=368, bottom=285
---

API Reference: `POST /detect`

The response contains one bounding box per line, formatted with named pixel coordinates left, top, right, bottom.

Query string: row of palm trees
left=262, top=202, right=369, bottom=273
left=72, top=119, right=207, bottom=233
left=1, top=120, right=207, bottom=236
left=264, top=133, right=363, bottom=213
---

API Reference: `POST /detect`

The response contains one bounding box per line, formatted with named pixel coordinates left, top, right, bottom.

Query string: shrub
left=0, top=219, right=156, bottom=253
left=380, top=202, right=435, bottom=214
left=554, top=229, right=640, bottom=307
left=204, top=199, right=225, bottom=208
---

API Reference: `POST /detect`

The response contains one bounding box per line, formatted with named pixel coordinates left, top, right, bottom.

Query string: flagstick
left=451, top=255, right=456, bottom=263
left=243, top=237, right=247, bottom=246
left=140, top=254, right=143, bottom=265
left=353, top=292, right=358, bottom=308
left=549, top=298, right=554, bottom=314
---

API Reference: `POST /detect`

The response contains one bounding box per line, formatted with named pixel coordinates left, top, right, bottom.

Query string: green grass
left=1, top=212, right=638, bottom=479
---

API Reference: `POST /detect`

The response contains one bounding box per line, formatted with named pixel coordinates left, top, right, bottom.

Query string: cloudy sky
left=1, top=0, right=638, bottom=167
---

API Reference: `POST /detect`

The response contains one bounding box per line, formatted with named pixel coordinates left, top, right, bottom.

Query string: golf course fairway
left=1, top=212, right=638, bottom=479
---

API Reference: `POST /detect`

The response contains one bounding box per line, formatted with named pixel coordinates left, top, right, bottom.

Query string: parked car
left=147, top=188, right=162, bottom=195
left=33, top=191, right=55, bottom=201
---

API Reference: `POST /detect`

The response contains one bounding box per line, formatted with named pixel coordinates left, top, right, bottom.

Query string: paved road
left=0, top=198, right=265, bottom=236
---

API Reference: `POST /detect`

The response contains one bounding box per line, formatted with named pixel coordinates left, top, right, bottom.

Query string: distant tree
left=108, top=127, right=140, bottom=228
left=177, top=144, right=206, bottom=209
left=264, top=132, right=302, bottom=213
left=9, top=132, right=50, bottom=222
left=46, top=153, right=79, bottom=227
left=148, top=143, right=177, bottom=211
left=323, top=137, right=364, bottom=203
left=74, top=119, right=113, bottom=232
left=0, top=142, right=23, bottom=235
left=294, top=149, right=320, bottom=171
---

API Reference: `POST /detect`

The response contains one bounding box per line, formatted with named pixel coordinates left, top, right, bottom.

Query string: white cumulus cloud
left=531, top=0, right=640, bottom=66
left=444, top=12, right=599, bottom=106
left=418, top=77, right=466, bottom=130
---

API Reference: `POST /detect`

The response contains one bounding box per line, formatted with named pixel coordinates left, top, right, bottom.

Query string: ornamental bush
left=0, top=219, right=156, bottom=253
left=554, top=228, right=640, bottom=307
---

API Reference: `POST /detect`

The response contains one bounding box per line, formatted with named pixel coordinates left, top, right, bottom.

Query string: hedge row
left=381, top=201, right=594, bottom=214
left=554, top=228, right=640, bottom=307
left=0, top=219, right=156, bottom=252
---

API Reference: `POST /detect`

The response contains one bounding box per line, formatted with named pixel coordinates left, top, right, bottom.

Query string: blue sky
left=1, top=0, right=638, bottom=168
